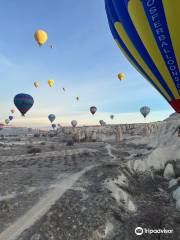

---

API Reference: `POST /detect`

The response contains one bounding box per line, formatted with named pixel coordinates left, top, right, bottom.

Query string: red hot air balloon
left=90, top=106, right=97, bottom=115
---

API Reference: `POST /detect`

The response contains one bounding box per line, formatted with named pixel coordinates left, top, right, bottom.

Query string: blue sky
left=0, top=0, right=173, bottom=127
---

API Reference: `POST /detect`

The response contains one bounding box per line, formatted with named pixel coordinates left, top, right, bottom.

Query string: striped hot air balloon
left=14, top=93, right=34, bottom=116
left=140, top=106, right=150, bottom=118
left=105, top=0, right=180, bottom=112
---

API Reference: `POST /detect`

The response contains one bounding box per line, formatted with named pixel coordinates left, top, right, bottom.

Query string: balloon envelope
left=14, top=93, right=34, bottom=116
left=52, top=124, right=56, bottom=129
left=34, top=81, right=40, bottom=88
left=118, top=73, right=125, bottom=81
left=105, top=0, right=180, bottom=112
left=140, top=106, right=150, bottom=118
left=90, top=106, right=97, bottom=115
left=71, top=120, right=77, bottom=127
left=9, top=116, right=13, bottom=121
left=34, top=30, right=48, bottom=46
left=5, top=119, right=10, bottom=125
left=48, top=114, right=56, bottom=123
left=110, top=114, right=114, bottom=120
left=48, top=79, right=54, bottom=87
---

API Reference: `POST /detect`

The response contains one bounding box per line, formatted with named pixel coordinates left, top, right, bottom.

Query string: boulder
left=163, top=163, right=175, bottom=180
left=172, top=187, right=180, bottom=201
left=176, top=198, right=180, bottom=211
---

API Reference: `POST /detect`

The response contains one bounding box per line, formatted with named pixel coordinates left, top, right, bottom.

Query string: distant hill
left=0, top=127, right=34, bottom=136
left=164, top=112, right=180, bottom=121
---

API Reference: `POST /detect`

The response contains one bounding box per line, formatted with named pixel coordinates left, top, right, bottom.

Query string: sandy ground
left=0, top=120, right=180, bottom=240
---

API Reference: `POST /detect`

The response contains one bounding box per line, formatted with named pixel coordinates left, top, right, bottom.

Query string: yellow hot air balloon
left=118, top=73, right=125, bottom=81
left=34, top=30, right=48, bottom=47
left=48, top=79, right=54, bottom=87
left=34, top=81, right=40, bottom=88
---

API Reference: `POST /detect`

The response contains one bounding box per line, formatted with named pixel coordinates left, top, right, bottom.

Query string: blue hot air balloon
left=105, top=0, right=180, bottom=112
left=52, top=124, right=56, bottom=129
left=9, top=116, right=13, bottom=121
left=48, top=114, right=56, bottom=123
left=14, top=93, right=34, bottom=116
left=140, top=106, right=150, bottom=118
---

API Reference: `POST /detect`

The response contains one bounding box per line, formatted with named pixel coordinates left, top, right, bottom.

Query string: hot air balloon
left=48, top=114, right=56, bottom=123
left=5, top=119, right=10, bottom=125
left=48, top=79, right=54, bottom=87
left=52, top=124, right=56, bottom=129
left=9, top=116, right=13, bottom=121
left=57, top=123, right=61, bottom=128
left=62, top=87, right=66, bottom=91
left=110, top=114, right=114, bottom=120
left=118, top=73, right=125, bottom=81
left=71, top=120, right=77, bottom=127
left=140, top=106, right=150, bottom=118
left=34, top=30, right=48, bottom=47
left=0, top=123, right=4, bottom=131
left=90, top=106, right=97, bottom=115
left=76, top=96, right=80, bottom=101
left=14, top=93, right=34, bottom=116
left=105, top=1, right=180, bottom=113
left=11, top=109, right=15, bottom=114
left=34, top=81, right=40, bottom=88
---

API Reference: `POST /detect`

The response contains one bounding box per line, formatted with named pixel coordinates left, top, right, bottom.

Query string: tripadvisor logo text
left=135, top=227, right=173, bottom=236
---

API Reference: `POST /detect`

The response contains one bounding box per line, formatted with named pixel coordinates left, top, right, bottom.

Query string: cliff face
left=60, top=121, right=167, bottom=143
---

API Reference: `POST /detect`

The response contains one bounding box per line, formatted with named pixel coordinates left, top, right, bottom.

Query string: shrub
left=66, top=139, right=74, bottom=146
left=27, top=147, right=42, bottom=154
left=34, top=133, right=40, bottom=138
left=49, top=134, right=55, bottom=138
left=0, top=135, right=4, bottom=140
left=14, top=138, right=21, bottom=141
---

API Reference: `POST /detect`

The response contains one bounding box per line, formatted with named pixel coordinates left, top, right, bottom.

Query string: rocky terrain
left=0, top=113, right=180, bottom=240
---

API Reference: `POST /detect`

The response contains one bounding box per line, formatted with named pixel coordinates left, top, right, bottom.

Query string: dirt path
left=0, top=165, right=95, bottom=240
left=105, top=143, right=117, bottom=160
